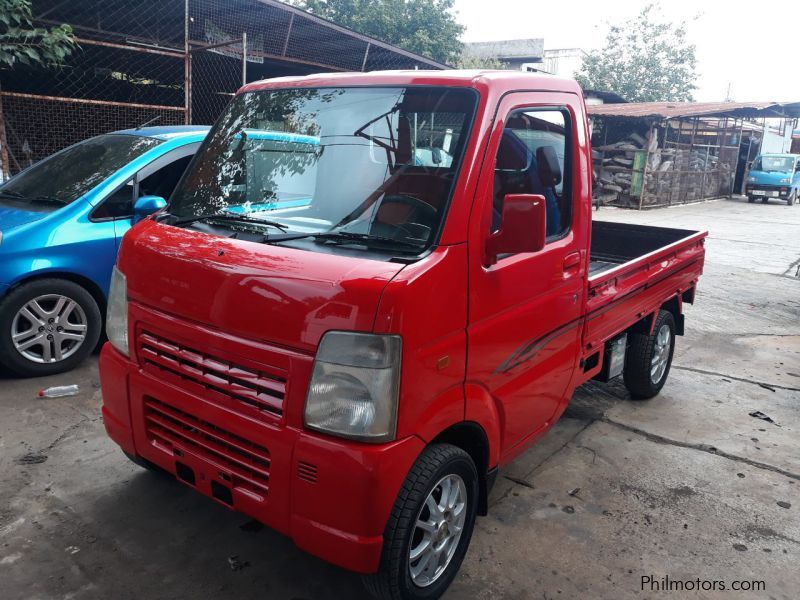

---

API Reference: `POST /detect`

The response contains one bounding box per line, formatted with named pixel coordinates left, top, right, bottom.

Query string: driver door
left=466, top=91, right=589, bottom=459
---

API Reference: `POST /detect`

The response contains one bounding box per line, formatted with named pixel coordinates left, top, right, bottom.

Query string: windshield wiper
left=170, top=212, right=288, bottom=232
left=313, top=231, right=424, bottom=250
left=30, top=195, right=68, bottom=205
left=261, top=230, right=425, bottom=252
left=0, top=191, right=66, bottom=205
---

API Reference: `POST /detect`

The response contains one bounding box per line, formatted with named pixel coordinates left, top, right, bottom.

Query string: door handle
left=563, top=251, right=581, bottom=273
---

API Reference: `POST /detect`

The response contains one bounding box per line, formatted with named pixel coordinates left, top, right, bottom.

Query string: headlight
left=747, top=176, right=756, bottom=182
left=106, top=266, right=129, bottom=356
left=779, top=178, right=791, bottom=184
left=304, top=331, right=401, bottom=443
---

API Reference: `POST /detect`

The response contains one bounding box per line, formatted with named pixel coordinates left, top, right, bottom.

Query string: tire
left=761, top=197, right=769, bottom=204
left=788, top=191, right=796, bottom=206
left=0, top=279, right=102, bottom=377
left=747, top=196, right=755, bottom=203
left=623, top=310, right=676, bottom=400
left=364, top=444, right=479, bottom=600
left=123, top=451, right=161, bottom=472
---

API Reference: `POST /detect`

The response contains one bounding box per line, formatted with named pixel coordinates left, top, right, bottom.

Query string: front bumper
left=99, top=343, right=424, bottom=573
left=745, top=184, right=792, bottom=198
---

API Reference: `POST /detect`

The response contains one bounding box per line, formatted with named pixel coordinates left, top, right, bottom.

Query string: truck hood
left=748, top=170, right=794, bottom=185
left=0, top=205, right=48, bottom=231
left=119, top=221, right=406, bottom=352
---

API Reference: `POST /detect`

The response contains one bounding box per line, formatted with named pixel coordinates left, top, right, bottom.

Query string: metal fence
left=0, top=0, right=447, bottom=175
left=591, top=116, right=744, bottom=209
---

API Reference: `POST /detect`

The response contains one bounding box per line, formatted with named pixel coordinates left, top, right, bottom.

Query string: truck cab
left=745, top=153, right=800, bottom=205
left=99, top=71, right=706, bottom=600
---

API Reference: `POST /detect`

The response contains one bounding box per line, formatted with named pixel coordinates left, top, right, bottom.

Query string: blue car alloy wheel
left=0, top=279, right=102, bottom=377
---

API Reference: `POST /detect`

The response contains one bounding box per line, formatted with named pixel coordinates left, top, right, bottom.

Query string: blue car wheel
left=0, top=279, right=102, bottom=377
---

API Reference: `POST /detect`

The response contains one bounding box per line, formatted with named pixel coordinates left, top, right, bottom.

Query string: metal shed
left=587, top=101, right=800, bottom=208
left=0, top=0, right=448, bottom=176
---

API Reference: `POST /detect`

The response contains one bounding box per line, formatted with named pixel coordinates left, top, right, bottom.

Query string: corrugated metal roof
left=586, top=101, right=800, bottom=119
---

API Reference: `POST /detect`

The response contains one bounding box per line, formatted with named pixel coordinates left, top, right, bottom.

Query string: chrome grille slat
left=138, top=331, right=285, bottom=418
left=144, top=398, right=270, bottom=494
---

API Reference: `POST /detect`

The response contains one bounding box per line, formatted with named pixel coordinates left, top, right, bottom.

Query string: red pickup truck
left=99, top=70, right=706, bottom=599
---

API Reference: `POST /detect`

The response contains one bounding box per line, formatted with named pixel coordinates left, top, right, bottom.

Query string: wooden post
left=0, top=86, right=10, bottom=180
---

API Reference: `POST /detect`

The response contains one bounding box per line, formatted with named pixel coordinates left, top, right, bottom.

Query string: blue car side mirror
left=132, top=195, right=167, bottom=225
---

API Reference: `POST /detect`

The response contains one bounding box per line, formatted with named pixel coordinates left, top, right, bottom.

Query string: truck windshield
left=0, top=134, right=162, bottom=212
left=752, top=156, right=795, bottom=172
left=168, top=86, right=477, bottom=250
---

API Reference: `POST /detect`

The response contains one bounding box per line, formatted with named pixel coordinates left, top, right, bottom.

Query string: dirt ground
left=1, top=197, right=798, bottom=599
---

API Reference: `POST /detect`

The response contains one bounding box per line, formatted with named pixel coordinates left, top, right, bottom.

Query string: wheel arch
left=4, top=271, right=107, bottom=318
left=431, top=421, right=493, bottom=516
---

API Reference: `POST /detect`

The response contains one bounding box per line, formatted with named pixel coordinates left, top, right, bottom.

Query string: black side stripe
left=495, top=317, right=583, bottom=375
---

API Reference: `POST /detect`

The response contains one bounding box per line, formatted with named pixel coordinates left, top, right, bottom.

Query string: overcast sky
left=453, top=0, right=799, bottom=102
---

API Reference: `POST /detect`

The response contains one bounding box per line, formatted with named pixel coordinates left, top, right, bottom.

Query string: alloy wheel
left=408, top=473, right=468, bottom=587
left=11, top=294, right=88, bottom=364
left=650, top=323, right=671, bottom=384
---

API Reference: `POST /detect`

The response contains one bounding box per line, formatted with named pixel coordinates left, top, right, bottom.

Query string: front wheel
left=364, top=444, right=478, bottom=600
left=787, top=191, right=796, bottom=206
left=623, top=310, right=676, bottom=400
left=0, top=279, right=101, bottom=377
left=747, top=196, right=755, bottom=203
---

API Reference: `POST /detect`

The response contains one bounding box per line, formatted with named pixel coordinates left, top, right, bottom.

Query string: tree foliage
left=576, top=4, right=697, bottom=102
left=288, top=0, right=464, bottom=65
left=456, top=54, right=505, bottom=70
left=0, top=0, right=76, bottom=69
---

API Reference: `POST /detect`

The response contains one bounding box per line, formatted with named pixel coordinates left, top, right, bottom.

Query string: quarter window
left=490, top=108, right=571, bottom=240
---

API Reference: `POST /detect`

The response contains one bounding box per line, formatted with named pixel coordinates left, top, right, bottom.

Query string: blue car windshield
left=0, top=134, right=162, bottom=212
left=168, top=87, right=477, bottom=248
left=752, top=156, right=795, bottom=173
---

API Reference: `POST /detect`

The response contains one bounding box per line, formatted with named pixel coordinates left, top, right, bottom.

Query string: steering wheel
left=373, top=194, right=438, bottom=240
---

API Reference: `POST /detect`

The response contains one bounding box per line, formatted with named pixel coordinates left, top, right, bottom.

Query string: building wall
left=541, top=49, right=586, bottom=78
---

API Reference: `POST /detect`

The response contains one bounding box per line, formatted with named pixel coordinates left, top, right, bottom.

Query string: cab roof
left=113, top=125, right=211, bottom=141
left=239, top=69, right=583, bottom=97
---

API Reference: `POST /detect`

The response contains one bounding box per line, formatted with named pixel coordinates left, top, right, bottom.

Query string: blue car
left=0, top=125, right=209, bottom=376
left=745, top=153, right=800, bottom=205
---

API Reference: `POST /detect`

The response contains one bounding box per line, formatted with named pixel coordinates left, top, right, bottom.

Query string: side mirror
left=132, top=195, right=166, bottom=225
left=485, top=194, right=546, bottom=266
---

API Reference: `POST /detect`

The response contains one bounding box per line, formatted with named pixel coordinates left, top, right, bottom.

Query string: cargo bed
left=583, top=220, right=707, bottom=358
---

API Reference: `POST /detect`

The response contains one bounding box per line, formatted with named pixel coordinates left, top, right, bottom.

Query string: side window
left=490, top=108, right=571, bottom=240
left=138, top=155, right=193, bottom=200
left=91, top=151, right=195, bottom=221
left=91, top=179, right=134, bottom=220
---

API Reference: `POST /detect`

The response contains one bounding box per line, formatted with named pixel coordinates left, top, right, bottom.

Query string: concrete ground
left=1, top=197, right=798, bottom=600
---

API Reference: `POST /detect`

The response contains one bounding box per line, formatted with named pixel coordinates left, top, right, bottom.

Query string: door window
left=490, top=108, right=571, bottom=240
left=91, top=152, right=195, bottom=220
left=92, top=179, right=135, bottom=220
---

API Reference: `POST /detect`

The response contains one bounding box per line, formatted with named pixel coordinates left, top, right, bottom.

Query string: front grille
left=144, top=398, right=270, bottom=495
left=138, top=331, right=285, bottom=419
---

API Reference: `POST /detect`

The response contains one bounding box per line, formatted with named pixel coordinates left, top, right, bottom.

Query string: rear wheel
left=0, top=279, right=101, bottom=377
left=364, top=444, right=478, bottom=600
left=623, top=310, right=676, bottom=400
left=761, top=197, right=769, bottom=204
